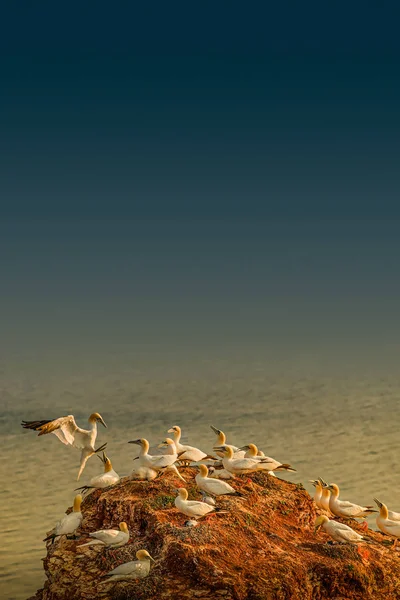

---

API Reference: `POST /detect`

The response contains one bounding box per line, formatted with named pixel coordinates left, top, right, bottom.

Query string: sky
left=1, top=3, right=400, bottom=362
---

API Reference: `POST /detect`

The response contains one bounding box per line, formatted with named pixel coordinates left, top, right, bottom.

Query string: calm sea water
left=2, top=349, right=400, bottom=600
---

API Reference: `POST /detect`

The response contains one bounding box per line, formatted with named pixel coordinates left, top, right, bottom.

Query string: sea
left=2, top=346, right=400, bottom=600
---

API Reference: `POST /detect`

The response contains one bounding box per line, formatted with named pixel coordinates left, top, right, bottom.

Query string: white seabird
left=76, top=452, right=120, bottom=493
left=44, top=494, right=83, bottom=543
left=323, top=483, right=377, bottom=520
left=100, top=549, right=155, bottom=582
left=200, top=491, right=216, bottom=506
left=213, top=445, right=272, bottom=476
left=374, top=498, right=400, bottom=549
left=196, top=464, right=243, bottom=497
left=373, top=497, right=400, bottom=522
left=208, top=466, right=236, bottom=480
left=239, top=444, right=296, bottom=474
left=210, top=425, right=244, bottom=459
left=174, top=488, right=226, bottom=520
left=168, top=425, right=216, bottom=462
left=314, top=515, right=370, bottom=544
left=78, top=522, right=129, bottom=549
left=21, top=413, right=107, bottom=480
left=310, top=480, right=323, bottom=509
left=128, top=438, right=186, bottom=482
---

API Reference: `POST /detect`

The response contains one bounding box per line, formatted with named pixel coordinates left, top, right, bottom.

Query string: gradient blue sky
left=1, top=3, right=400, bottom=360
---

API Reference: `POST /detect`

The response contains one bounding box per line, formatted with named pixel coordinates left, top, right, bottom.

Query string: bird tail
left=74, top=485, right=95, bottom=493
left=231, top=491, right=244, bottom=497
left=203, top=454, right=218, bottom=461
left=43, top=533, right=57, bottom=543
left=213, top=506, right=229, bottom=513
left=78, top=539, right=103, bottom=548
left=274, top=463, right=296, bottom=472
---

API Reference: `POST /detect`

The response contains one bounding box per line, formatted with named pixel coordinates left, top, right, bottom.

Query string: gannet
left=196, top=464, right=243, bottom=497
left=373, top=497, right=400, bottom=522
left=374, top=498, right=400, bottom=549
left=168, top=425, right=216, bottom=462
left=310, top=480, right=323, bottom=509
left=200, top=491, right=216, bottom=506
left=44, top=495, right=83, bottom=543
left=128, top=438, right=186, bottom=482
left=214, top=445, right=273, bottom=476
left=239, top=444, right=296, bottom=474
left=324, top=483, right=377, bottom=519
left=130, top=465, right=159, bottom=481
left=208, top=466, right=236, bottom=480
left=100, top=550, right=155, bottom=582
left=21, top=413, right=107, bottom=480
left=314, top=515, right=370, bottom=544
left=174, top=488, right=226, bottom=520
left=317, top=478, right=332, bottom=513
left=210, top=425, right=244, bottom=459
left=78, top=522, right=129, bottom=549
left=76, top=452, right=120, bottom=493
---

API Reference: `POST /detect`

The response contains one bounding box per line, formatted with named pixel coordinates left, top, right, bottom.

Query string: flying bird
left=21, top=413, right=107, bottom=480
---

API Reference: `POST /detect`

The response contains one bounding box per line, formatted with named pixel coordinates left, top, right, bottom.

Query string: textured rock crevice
left=28, top=471, right=400, bottom=600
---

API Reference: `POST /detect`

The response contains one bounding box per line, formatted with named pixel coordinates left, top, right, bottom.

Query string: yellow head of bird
left=136, top=549, right=155, bottom=562
left=73, top=495, right=83, bottom=512
left=119, top=522, right=129, bottom=534
left=314, top=515, right=329, bottom=533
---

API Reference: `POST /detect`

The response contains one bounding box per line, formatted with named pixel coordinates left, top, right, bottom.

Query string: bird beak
left=99, top=418, right=107, bottom=428
left=238, top=446, right=248, bottom=451
left=158, top=442, right=167, bottom=448
left=128, top=439, right=142, bottom=446
left=149, top=555, right=156, bottom=563
left=373, top=498, right=383, bottom=509
left=213, top=446, right=225, bottom=451
left=314, top=525, right=321, bottom=534
left=318, top=477, right=328, bottom=487
left=210, top=425, right=221, bottom=435
left=167, top=428, right=174, bottom=433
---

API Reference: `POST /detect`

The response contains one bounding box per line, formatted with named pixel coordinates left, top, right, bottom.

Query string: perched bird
left=168, top=425, right=216, bottom=462
left=128, top=438, right=186, bottom=482
left=310, top=480, right=323, bottom=509
left=239, top=444, right=296, bottom=474
left=210, top=425, right=244, bottom=459
left=21, top=413, right=107, bottom=480
left=314, top=515, right=371, bottom=544
left=130, top=465, right=159, bottom=481
left=200, top=491, right=216, bottom=506
left=317, top=478, right=332, bottom=513
left=208, top=465, right=236, bottom=480
left=373, top=497, right=400, bottom=522
left=214, top=445, right=276, bottom=476
left=374, top=498, right=400, bottom=549
left=78, top=522, right=129, bottom=550
left=174, top=488, right=226, bottom=520
left=196, top=464, right=243, bottom=497
left=76, top=452, right=120, bottom=493
left=44, top=495, right=83, bottom=543
left=100, top=549, right=155, bottom=582
left=324, top=483, right=377, bottom=520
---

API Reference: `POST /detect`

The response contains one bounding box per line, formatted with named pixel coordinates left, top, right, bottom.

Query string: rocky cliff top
left=29, top=470, right=400, bottom=600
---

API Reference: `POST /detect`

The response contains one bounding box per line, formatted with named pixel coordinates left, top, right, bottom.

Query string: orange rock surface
left=28, top=470, right=400, bottom=600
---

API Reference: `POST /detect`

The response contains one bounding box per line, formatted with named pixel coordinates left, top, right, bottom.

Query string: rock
left=29, top=470, right=400, bottom=600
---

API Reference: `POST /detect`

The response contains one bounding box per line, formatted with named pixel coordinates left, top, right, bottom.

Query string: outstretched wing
left=22, top=415, right=81, bottom=447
